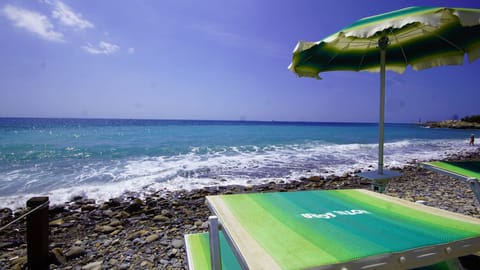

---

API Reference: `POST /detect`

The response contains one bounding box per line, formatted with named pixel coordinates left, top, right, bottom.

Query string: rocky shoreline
left=1, top=150, right=480, bottom=270
left=422, top=120, right=480, bottom=129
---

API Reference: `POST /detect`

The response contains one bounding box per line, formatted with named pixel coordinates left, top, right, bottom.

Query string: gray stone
left=74, top=240, right=83, bottom=246
left=65, top=246, right=86, bottom=260
left=125, top=199, right=143, bottom=213
left=171, top=239, right=184, bottom=248
left=145, top=234, right=160, bottom=243
left=132, top=237, right=145, bottom=246
left=140, top=260, right=153, bottom=268
left=109, top=218, right=122, bottom=227
left=102, top=239, right=112, bottom=247
left=153, top=215, right=169, bottom=222
left=95, top=225, right=116, bottom=234
left=49, top=218, right=65, bottom=226
left=51, top=247, right=66, bottom=264
left=119, top=263, right=130, bottom=270
left=102, top=209, right=114, bottom=217
left=82, top=260, right=103, bottom=270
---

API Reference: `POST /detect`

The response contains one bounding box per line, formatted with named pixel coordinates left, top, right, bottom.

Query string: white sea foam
left=0, top=138, right=477, bottom=209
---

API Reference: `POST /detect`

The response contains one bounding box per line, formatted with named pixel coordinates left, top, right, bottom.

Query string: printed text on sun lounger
left=301, top=209, right=370, bottom=219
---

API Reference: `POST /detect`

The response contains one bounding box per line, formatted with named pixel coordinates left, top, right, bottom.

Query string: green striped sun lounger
left=201, top=189, right=480, bottom=270
left=421, top=161, right=480, bottom=204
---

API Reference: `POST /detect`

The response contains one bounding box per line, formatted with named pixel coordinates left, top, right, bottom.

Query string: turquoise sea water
left=0, top=118, right=477, bottom=209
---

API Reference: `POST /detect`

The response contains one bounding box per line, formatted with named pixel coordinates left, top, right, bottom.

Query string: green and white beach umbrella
left=289, top=7, right=480, bottom=177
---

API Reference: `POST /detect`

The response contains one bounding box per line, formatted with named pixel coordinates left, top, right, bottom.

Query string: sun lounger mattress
left=206, top=189, right=480, bottom=269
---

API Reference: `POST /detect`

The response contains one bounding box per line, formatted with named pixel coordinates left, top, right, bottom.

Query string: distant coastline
left=422, top=120, right=480, bottom=129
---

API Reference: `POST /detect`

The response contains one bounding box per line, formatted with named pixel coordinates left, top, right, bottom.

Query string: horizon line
left=0, top=116, right=424, bottom=125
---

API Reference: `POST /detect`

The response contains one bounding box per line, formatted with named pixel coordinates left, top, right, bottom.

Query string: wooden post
left=26, top=196, right=49, bottom=270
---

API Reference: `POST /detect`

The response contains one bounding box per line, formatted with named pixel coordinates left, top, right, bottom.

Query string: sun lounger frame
left=208, top=216, right=249, bottom=270
left=420, top=162, right=480, bottom=204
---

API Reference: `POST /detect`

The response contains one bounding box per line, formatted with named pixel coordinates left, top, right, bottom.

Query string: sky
left=1, top=0, right=479, bottom=123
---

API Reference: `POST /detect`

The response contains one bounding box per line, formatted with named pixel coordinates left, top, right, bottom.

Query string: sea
left=0, top=117, right=477, bottom=209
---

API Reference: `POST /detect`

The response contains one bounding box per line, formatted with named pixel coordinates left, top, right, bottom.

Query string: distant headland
left=422, top=115, right=480, bottom=129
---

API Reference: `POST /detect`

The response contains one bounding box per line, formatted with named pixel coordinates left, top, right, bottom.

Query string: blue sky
left=1, top=0, right=479, bottom=123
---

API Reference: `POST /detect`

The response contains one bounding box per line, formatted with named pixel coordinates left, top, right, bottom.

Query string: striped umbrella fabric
left=206, top=189, right=480, bottom=270
left=289, top=7, right=480, bottom=78
left=288, top=7, right=480, bottom=176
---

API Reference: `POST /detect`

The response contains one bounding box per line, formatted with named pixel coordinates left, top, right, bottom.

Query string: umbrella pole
left=378, top=46, right=386, bottom=175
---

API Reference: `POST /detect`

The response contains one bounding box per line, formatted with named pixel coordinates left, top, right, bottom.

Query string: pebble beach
left=1, top=149, right=480, bottom=270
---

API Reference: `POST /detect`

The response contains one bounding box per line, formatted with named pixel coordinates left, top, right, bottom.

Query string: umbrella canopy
left=289, top=6, right=480, bottom=177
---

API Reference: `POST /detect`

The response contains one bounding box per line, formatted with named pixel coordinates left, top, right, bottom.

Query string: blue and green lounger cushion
left=184, top=231, right=477, bottom=270
left=202, top=189, right=480, bottom=269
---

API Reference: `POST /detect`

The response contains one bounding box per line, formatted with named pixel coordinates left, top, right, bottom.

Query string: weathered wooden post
left=26, top=196, right=49, bottom=270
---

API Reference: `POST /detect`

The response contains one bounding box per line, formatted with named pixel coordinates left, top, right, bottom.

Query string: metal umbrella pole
left=378, top=35, right=389, bottom=175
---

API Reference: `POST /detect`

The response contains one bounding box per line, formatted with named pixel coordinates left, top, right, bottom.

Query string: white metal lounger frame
left=208, top=215, right=250, bottom=270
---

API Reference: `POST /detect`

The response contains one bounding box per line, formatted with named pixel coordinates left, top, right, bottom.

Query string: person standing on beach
left=470, top=134, right=475, bottom=146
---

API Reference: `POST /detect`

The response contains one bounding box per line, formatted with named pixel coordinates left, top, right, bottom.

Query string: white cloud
left=128, top=47, right=135, bottom=54
left=2, top=4, right=64, bottom=42
left=82, top=41, right=120, bottom=55
left=47, top=0, right=93, bottom=30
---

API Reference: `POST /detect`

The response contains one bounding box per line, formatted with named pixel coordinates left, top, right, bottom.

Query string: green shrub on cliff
left=461, top=115, right=480, bottom=123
